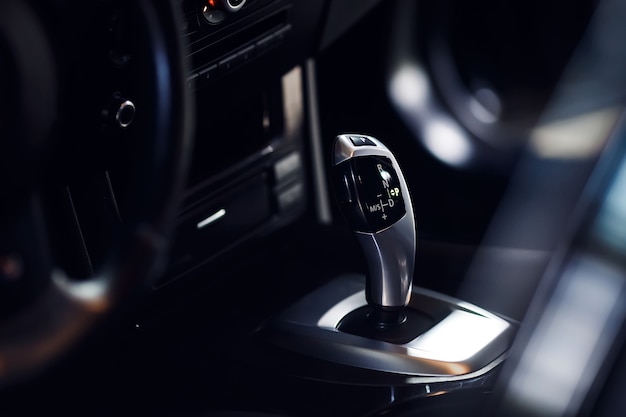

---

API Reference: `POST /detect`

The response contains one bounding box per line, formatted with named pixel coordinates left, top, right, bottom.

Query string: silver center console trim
left=263, top=274, right=516, bottom=381
left=317, top=290, right=366, bottom=329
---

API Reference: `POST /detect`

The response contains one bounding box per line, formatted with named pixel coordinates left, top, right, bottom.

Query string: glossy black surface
left=336, top=156, right=407, bottom=233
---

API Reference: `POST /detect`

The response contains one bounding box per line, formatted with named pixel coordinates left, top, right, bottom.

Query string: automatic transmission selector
left=258, top=133, right=513, bottom=377
left=260, top=134, right=513, bottom=375
left=332, top=134, right=416, bottom=326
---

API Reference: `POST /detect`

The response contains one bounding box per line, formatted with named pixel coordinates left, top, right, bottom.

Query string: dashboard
left=161, top=0, right=328, bottom=288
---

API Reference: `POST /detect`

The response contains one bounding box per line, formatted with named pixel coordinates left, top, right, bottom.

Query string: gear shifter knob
left=332, top=134, right=416, bottom=316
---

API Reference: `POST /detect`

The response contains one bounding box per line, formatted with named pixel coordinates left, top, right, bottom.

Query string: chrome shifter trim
left=317, top=290, right=366, bottom=329
left=264, top=274, right=516, bottom=381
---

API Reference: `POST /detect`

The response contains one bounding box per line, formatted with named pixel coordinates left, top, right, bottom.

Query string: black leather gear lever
left=332, top=134, right=416, bottom=325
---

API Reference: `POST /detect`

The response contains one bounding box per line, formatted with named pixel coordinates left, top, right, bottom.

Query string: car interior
left=1, top=0, right=626, bottom=416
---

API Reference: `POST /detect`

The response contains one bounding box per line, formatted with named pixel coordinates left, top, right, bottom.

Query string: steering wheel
left=0, top=0, right=192, bottom=388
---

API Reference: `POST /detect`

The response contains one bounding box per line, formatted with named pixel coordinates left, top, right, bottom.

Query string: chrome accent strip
left=196, top=208, right=226, bottom=229
left=305, top=59, right=333, bottom=224
left=402, top=352, right=508, bottom=385
left=282, top=66, right=303, bottom=141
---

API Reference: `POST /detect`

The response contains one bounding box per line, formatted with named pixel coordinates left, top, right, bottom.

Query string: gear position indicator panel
left=350, top=156, right=406, bottom=233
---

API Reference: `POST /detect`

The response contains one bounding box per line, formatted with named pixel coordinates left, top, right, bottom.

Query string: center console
left=259, top=274, right=514, bottom=383
left=159, top=0, right=323, bottom=286
left=150, top=3, right=517, bottom=415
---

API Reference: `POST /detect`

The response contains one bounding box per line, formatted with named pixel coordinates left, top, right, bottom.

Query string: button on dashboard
left=218, top=53, right=240, bottom=73
left=256, top=34, right=275, bottom=52
left=238, top=45, right=256, bottom=62
left=196, top=64, right=218, bottom=88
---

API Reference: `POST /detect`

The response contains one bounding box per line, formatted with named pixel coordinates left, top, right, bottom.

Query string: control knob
left=202, top=0, right=246, bottom=24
